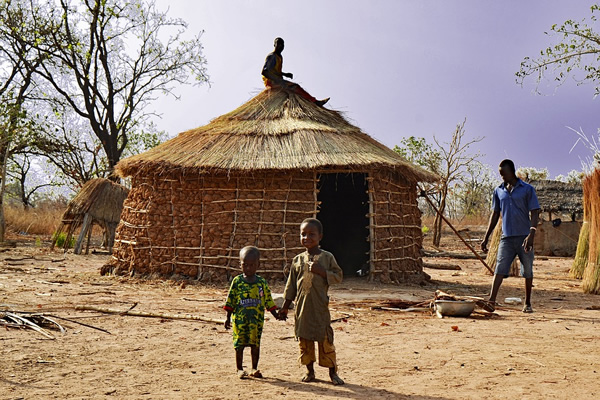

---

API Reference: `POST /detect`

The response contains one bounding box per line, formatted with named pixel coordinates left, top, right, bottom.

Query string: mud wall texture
left=109, top=169, right=425, bottom=284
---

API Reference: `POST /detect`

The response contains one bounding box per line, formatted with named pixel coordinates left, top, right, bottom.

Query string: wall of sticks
left=109, top=169, right=426, bottom=283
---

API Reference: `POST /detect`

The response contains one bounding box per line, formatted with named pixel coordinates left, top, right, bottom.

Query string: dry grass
left=582, top=169, right=600, bottom=294
left=422, top=214, right=490, bottom=231
left=571, top=220, right=589, bottom=279
left=116, top=87, right=438, bottom=183
left=5, top=204, right=64, bottom=237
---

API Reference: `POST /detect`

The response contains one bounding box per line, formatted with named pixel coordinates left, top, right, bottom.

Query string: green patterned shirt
left=224, top=274, right=276, bottom=349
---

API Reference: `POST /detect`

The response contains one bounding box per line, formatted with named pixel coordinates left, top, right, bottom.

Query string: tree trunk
left=0, top=141, right=10, bottom=243
left=432, top=189, right=447, bottom=247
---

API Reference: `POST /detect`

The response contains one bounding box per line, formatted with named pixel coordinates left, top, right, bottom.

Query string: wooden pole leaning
left=418, top=188, right=494, bottom=275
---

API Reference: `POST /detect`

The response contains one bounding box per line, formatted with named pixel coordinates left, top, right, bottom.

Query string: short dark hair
left=301, top=218, right=323, bottom=234
left=240, top=246, right=260, bottom=261
left=499, top=159, right=516, bottom=174
left=274, top=37, right=284, bottom=46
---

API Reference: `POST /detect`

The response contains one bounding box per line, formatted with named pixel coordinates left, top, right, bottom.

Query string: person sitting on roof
left=262, top=37, right=330, bottom=107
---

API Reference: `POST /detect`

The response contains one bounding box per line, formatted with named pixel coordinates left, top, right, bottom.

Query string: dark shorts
left=495, top=235, right=534, bottom=278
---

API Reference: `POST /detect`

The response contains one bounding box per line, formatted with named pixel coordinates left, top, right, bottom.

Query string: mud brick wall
left=111, top=171, right=317, bottom=282
left=368, top=170, right=425, bottom=283
left=110, top=168, right=425, bottom=284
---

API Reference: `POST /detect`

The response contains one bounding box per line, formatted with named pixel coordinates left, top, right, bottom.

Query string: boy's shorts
left=495, top=235, right=534, bottom=278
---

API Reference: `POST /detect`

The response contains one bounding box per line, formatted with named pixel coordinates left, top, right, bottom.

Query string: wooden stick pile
left=1, top=311, right=66, bottom=339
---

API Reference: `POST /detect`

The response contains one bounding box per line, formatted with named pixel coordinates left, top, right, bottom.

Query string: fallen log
left=423, top=250, right=486, bottom=260
left=423, top=262, right=462, bottom=271
left=75, top=305, right=225, bottom=324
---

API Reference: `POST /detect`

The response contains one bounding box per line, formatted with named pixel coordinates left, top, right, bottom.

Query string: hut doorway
left=317, top=173, right=370, bottom=276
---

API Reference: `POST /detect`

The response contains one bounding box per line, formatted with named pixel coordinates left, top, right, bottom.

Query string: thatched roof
left=62, top=178, right=130, bottom=224
left=530, top=179, right=583, bottom=214
left=116, top=88, right=438, bottom=182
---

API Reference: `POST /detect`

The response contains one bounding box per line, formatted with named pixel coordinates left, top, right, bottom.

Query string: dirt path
left=2, top=244, right=600, bottom=399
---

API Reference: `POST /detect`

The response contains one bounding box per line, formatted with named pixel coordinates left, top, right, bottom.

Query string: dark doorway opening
left=317, top=173, right=370, bottom=276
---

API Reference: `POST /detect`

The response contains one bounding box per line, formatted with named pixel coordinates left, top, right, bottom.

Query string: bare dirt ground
left=2, top=230, right=600, bottom=400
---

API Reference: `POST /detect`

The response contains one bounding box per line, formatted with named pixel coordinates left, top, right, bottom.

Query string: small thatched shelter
left=530, top=180, right=583, bottom=257
left=529, top=180, right=583, bottom=221
left=52, top=178, right=130, bottom=254
left=106, top=87, right=437, bottom=283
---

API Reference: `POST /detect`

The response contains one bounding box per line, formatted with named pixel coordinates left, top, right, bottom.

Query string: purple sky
left=152, top=0, right=600, bottom=177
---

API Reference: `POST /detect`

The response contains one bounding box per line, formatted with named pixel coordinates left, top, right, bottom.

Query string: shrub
left=53, top=232, right=74, bottom=248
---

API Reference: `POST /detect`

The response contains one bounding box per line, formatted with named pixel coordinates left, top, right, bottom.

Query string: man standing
left=481, top=159, right=540, bottom=313
left=262, top=37, right=330, bottom=107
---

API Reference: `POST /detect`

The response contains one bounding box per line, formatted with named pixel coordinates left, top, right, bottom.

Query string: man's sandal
left=522, top=305, right=533, bottom=313
left=237, top=369, right=249, bottom=379
left=249, top=369, right=263, bottom=378
left=482, top=301, right=497, bottom=313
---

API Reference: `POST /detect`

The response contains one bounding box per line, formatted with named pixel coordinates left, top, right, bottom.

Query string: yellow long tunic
left=283, top=250, right=343, bottom=342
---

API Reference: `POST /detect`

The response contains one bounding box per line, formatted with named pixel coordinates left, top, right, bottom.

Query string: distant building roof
left=530, top=179, right=583, bottom=214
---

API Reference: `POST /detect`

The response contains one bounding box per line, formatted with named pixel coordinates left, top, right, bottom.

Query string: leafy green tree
left=517, top=5, right=600, bottom=166
left=393, top=137, right=442, bottom=173
left=517, top=5, right=600, bottom=96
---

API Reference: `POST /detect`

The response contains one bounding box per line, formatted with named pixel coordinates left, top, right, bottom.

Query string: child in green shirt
left=224, top=246, right=280, bottom=379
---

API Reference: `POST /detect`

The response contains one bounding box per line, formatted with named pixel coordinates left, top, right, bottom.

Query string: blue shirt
left=492, top=179, right=540, bottom=237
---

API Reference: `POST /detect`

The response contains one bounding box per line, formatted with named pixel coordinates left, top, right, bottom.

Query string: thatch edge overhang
left=116, top=161, right=438, bottom=183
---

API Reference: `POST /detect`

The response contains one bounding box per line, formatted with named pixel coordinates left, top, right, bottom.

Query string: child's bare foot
left=301, top=371, right=316, bottom=382
left=249, top=369, right=263, bottom=378
left=329, top=370, right=345, bottom=385
left=237, top=369, right=249, bottom=379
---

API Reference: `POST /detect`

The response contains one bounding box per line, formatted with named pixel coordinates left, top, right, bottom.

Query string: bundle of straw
left=485, top=220, right=519, bottom=277
left=582, top=169, right=600, bottom=294
left=572, top=174, right=592, bottom=279
left=571, top=221, right=589, bottom=279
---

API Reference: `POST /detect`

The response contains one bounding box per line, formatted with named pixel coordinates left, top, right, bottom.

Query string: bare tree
left=430, top=120, right=483, bottom=247
left=7, top=153, right=59, bottom=208
left=15, top=0, right=208, bottom=174
left=0, top=0, right=54, bottom=240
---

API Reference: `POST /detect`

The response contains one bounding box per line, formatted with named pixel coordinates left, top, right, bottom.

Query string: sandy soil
left=2, top=236, right=600, bottom=400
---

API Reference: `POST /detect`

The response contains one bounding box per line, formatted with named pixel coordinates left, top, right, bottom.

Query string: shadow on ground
left=259, top=376, right=452, bottom=400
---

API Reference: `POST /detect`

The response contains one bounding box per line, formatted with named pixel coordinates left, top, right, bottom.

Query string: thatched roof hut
left=53, top=178, right=129, bottom=254
left=107, top=87, right=437, bottom=283
left=529, top=180, right=583, bottom=219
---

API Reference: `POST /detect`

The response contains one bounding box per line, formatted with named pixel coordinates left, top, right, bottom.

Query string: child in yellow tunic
left=224, top=246, right=280, bottom=379
left=280, top=218, right=345, bottom=385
